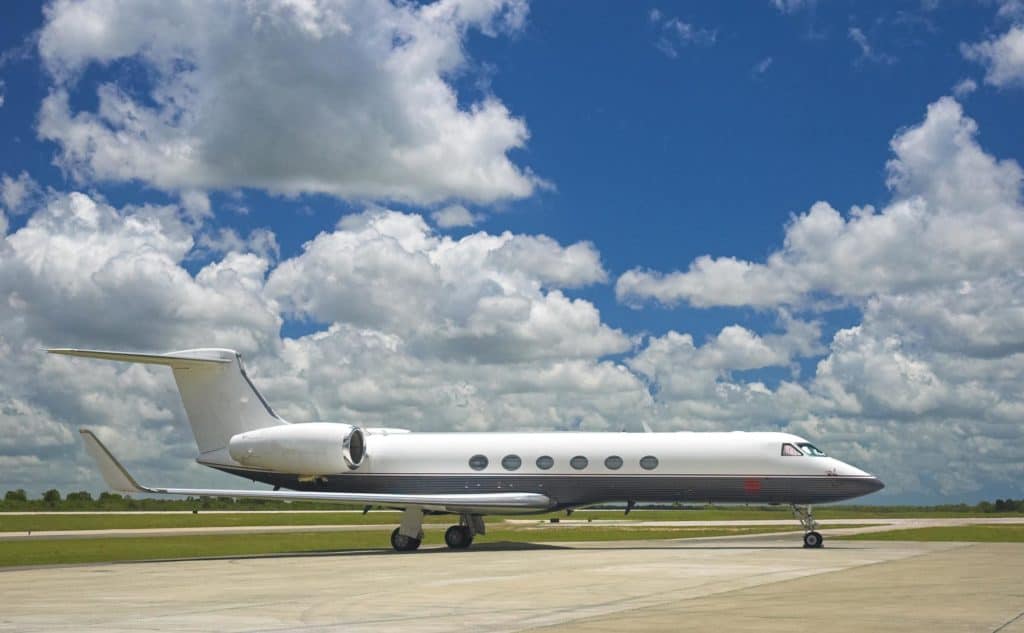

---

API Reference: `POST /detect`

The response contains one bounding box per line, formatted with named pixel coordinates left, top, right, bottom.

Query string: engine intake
left=228, top=423, right=365, bottom=475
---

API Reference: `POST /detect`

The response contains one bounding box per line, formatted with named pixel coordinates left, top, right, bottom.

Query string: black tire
left=445, top=525, right=473, bottom=549
left=391, top=527, right=422, bottom=552
left=803, top=531, right=823, bottom=548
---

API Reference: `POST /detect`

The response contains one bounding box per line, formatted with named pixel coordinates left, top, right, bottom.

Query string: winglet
left=79, top=429, right=148, bottom=494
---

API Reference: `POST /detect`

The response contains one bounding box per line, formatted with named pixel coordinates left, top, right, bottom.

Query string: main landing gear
left=444, top=514, right=485, bottom=550
left=391, top=507, right=425, bottom=552
left=389, top=508, right=486, bottom=552
left=390, top=526, right=423, bottom=552
left=792, top=504, right=823, bottom=548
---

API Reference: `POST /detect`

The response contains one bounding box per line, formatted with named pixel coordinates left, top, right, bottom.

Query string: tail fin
left=48, top=348, right=287, bottom=453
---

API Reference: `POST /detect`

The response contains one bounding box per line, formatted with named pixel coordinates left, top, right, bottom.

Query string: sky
left=0, top=0, right=1022, bottom=504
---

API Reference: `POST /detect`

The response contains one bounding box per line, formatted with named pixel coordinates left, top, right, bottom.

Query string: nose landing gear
left=792, top=505, right=823, bottom=548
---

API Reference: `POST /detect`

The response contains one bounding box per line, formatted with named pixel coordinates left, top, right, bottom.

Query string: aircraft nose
left=867, top=476, right=885, bottom=493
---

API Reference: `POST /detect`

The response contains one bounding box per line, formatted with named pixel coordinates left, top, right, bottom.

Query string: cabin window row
left=469, top=454, right=659, bottom=471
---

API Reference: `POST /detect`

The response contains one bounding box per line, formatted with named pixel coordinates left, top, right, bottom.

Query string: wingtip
left=79, top=429, right=146, bottom=494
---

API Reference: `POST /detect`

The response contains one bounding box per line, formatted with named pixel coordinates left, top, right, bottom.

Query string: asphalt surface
left=1, top=532, right=1021, bottom=632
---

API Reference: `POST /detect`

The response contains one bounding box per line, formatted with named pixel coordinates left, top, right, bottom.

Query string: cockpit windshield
left=798, top=442, right=827, bottom=457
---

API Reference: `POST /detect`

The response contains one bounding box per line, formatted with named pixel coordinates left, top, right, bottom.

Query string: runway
left=1, top=533, right=1022, bottom=632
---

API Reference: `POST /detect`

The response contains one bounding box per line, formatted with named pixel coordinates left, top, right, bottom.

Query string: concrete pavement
left=1, top=534, right=1021, bottom=632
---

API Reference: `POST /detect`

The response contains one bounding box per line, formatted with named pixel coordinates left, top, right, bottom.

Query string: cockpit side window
left=798, top=442, right=827, bottom=457
left=781, top=443, right=802, bottom=457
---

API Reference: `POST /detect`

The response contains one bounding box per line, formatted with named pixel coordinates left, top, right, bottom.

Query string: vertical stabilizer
left=48, top=347, right=287, bottom=453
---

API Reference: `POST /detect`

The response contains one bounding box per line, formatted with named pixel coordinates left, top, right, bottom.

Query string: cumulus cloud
left=431, top=204, right=481, bottom=228
left=962, top=26, right=1024, bottom=87
left=953, top=77, right=977, bottom=97
left=1, top=172, right=43, bottom=215
left=617, top=97, right=1024, bottom=309
left=36, top=0, right=542, bottom=205
left=265, top=209, right=622, bottom=362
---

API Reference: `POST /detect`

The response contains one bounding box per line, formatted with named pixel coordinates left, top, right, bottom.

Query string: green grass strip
left=840, top=525, right=1024, bottom=543
left=4, top=507, right=1019, bottom=532
left=0, top=525, right=795, bottom=567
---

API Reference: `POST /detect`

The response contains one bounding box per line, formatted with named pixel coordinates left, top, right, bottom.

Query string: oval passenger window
left=468, top=454, right=488, bottom=471
left=536, top=455, right=554, bottom=470
left=639, top=455, right=659, bottom=470
left=570, top=455, right=589, bottom=470
left=604, top=455, right=623, bottom=470
left=501, top=454, right=522, bottom=471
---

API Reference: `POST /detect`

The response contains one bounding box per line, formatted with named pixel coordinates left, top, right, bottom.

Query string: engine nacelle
left=228, top=423, right=365, bottom=475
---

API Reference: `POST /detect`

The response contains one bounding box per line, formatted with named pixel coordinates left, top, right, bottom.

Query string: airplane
left=51, top=347, right=885, bottom=551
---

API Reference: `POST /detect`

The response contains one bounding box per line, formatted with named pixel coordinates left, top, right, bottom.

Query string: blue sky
left=1, top=0, right=1022, bottom=503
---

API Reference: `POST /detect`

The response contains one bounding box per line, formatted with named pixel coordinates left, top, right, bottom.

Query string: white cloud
left=849, top=27, right=896, bottom=65
left=952, top=77, right=978, bottom=97
left=771, top=0, right=814, bottom=14
left=0, top=191, right=280, bottom=352
left=196, top=227, right=281, bottom=263
left=1, top=172, right=42, bottom=215
left=265, top=209, right=622, bottom=363
left=650, top=11, right=716, bottom=58
left=962, top=26, right=1024, bottom=87
left=617, top=97, right=1024, bottom=309
left=36, top=0, right=542, bottom=205
left=998, top=0, right=1024, bottom=21
left=431, top=204, right=480, bottom=228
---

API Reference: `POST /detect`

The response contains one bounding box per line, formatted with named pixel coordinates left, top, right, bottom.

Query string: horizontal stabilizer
left=49, top=348, right=232, bottom=367
left=79, top=430, right=552, bottom=512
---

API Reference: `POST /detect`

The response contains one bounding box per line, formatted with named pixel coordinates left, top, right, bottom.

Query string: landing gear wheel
left=390, top=527, right=423, bottom=552
left=444, top=525, right=474, bottom=549
left=803, top=531, right=823, bottom=548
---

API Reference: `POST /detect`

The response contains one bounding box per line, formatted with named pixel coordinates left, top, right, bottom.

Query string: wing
left=80, top=429, right=552, bottom=514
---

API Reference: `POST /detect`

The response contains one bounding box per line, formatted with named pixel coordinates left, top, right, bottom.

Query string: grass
left=6, top=506, right=1020, bottom=532
left=0, top=525, right=796, bottom=567
left=840, top=525, right=1024, bottom=543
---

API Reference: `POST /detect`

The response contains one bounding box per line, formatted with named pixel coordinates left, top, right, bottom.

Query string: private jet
left=52, top=347, right=884, bottom=551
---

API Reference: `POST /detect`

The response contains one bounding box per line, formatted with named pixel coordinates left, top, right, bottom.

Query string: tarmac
left=1, top=532, right=1022, bottom=632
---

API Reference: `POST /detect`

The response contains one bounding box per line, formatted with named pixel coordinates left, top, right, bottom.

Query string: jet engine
left=228, top=423, right=365, bottom=475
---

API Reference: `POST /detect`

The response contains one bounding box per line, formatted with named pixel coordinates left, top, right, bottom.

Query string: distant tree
left=98, top=492, right=123, bottom=504
left=66, top=491, right=93, bottom=503
left=4, top=489, right=27, bottom=502
left=42, top=489, right=61, bottom=504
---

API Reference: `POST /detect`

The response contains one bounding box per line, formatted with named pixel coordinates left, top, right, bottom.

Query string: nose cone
left=867, top=476, right=885, bottom=493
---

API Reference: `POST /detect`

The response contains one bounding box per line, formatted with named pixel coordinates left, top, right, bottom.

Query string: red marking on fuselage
left=743, top=478, right=762, bottom=494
